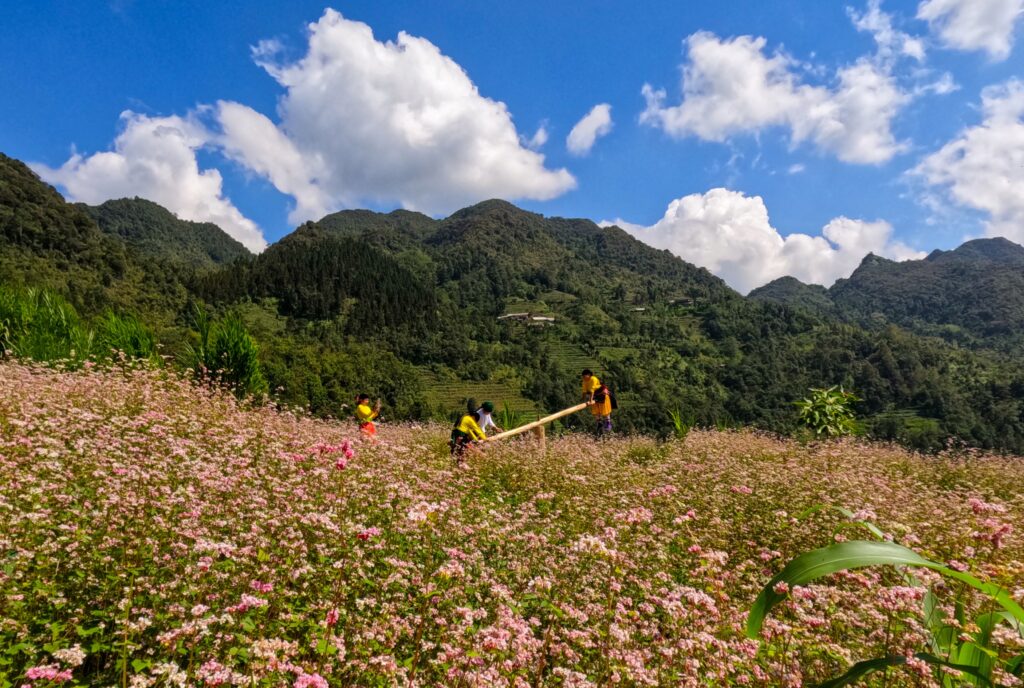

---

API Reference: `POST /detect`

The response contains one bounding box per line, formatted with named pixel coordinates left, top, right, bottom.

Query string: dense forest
left=752, top=240, right=1024, bottom=350
left=4, top=151, right=1024, bottom=452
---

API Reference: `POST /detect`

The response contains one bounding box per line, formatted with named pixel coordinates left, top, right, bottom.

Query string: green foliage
left=748, top=538, right=1024, bottom=686
left=186, top=307, right=267, bottom=399
left=84, top=197, right=252, bottom=268
left=0, top=286, right=93, bottom=365
left=668, top=408, right=691, bottom=441
left=96, top=311, right=158, bottom=362
left=497, top=402, right=526, bottom=430
left=795, top=386, right=859, bottom=438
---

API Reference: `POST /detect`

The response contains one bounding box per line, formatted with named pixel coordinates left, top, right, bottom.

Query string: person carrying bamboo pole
left=450, top=399, right=487, bottom=458
left=581, top=369, right=613, bottom=435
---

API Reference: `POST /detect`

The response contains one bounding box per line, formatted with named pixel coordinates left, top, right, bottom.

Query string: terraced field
left=420, top=369, right=540, bottom=417
left=545, top=341, right=600, bottom=374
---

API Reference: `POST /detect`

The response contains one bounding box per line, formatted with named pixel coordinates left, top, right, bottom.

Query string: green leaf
left=747, top=540, right=1024, bottom=639
left=748, top=540, right=931, bottom=638
left=812, top=653, right=994, bottom=688
left=813, top=655, right=906, bottom=688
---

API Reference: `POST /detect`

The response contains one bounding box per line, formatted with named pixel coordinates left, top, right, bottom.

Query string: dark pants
left=450, top=430, right=473, bottom=455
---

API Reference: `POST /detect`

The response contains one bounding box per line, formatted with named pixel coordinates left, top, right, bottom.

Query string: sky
left=1, top=0, right=1022, bottom=293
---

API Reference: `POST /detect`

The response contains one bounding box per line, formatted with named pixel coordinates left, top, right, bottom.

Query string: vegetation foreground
left=1, top=364, right=1022, bottom=687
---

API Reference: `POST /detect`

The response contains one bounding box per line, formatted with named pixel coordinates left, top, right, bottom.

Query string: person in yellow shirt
left=355, top=394, right=381, bottom=437
left=450, top=399, right=487, bottom=458
left=581, top=369, right=613, bottom=435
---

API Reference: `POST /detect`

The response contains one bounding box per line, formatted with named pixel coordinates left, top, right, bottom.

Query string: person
left=355, top=394, right=381, bottom=437
left=450, top=399, right=487, bottom=458
left=581, top=369, right=613, bottom=435
left=476, top=401, right=504, bottom=434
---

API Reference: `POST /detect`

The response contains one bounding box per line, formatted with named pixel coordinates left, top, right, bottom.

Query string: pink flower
left=731, top=485, right=753, bottom=495
left=294, top=673, right=329, bottom=688
left=688, top=544, right=702, bottom=554
left=26, top=665, right=73, bottom=683
left=325, top=608, right=340, bottom=627
left=772, top=582, right=790, bottom=596
left=334, top=458, right=347, bottom=471
left=250, top=580, right=273, bottom=593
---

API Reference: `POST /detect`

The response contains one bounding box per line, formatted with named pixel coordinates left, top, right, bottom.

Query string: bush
left=795, top=385, right=859, bottom=438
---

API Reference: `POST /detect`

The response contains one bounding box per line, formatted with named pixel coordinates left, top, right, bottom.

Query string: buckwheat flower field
left=2, top=363, right=1022, bottom=687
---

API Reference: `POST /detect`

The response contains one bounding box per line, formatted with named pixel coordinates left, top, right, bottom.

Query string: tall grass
left=0, top=286, right=93, bottom=365
left=97, top=311, right=158, bottom=362
left=186, top=305, right=268, bottom=399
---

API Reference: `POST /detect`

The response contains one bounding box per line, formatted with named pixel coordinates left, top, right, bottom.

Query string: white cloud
left=912, top=79, right=1024, bottom=242
left=219, top=9, right=574, bottom=219
left=566, top=103, right=613, bottom=156
left=917, top=0, right=1023, bottom=60
left=639, top=31, right=910, bottom=164
left=787, top=163, right=806, bottom=174
left=216, top=100, right=333, bottom=225
left=33, top=112, right=267, bottom=252
left=525, top=123, right=549, bottom=150
left=850, top=0, right=926, bottom=63
left=607, top=188, right=923, bottom=293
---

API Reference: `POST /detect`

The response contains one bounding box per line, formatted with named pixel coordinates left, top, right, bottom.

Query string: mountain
left=0, top=153, right=186, bottom=320
left=5, top=150, right=1024, bottom=453
left=749, top=276, right=834, bottom=316
left=751, top=239, right=1024, bottom=350
left=83, top=198, right=251, bottom=268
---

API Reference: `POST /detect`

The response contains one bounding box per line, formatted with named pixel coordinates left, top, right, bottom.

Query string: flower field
left=1, top=363, right=1022, bottom=687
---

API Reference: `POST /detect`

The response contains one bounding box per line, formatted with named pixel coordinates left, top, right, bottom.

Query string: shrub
left=795, top=385, right=859, bottom=438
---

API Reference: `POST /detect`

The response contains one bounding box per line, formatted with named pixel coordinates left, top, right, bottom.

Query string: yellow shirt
left=583, top=375, right=612, bottom=416
left=456, top=414, right=486, bottom=440
left=356, top=403, right=378, bottom=423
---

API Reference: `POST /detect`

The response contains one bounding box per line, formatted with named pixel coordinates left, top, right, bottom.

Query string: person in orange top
left=581, top=369, right=613, bottom=435
left=355, top=394, right=381, bottom=437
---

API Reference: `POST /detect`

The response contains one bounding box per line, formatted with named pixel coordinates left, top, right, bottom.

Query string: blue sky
left=2, top=1, right=1022, bottom=291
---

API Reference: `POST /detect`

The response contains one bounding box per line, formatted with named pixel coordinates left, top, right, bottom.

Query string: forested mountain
left=4, top=150, right=1024, bottom=452
left=83, top=198, right=251, bottom=268
left=752, top=239, right=1024, bottom=349
left=748, top=276, right=835, bottom=316
left=0, top=153, right=187, bottom=325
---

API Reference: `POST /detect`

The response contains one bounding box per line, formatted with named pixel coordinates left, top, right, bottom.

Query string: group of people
left=353, top=369, right=615, bottom=453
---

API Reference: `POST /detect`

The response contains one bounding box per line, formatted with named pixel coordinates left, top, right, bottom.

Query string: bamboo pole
left=485, top=402, right=591, bottom=442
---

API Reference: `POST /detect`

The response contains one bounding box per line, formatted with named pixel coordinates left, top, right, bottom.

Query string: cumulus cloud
left=566, top=103, right=613, bottom=156
left=639, top=31, right=910, bottom=164
left=216, top=100, right=333, bottom=225
left=607, top=188, right=923, bottom=293
left=912, top=79, right=1024, bottom=242
left=218, top=9, right=574, bottom=219
left=917, top=0, right=1023, bottom=60
left=33, top=112, right=267, bottom=252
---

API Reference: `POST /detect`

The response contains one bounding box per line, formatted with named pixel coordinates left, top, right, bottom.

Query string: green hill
left=753, top=239, right=1024, bottom=350
left=830, top=240, right=1024, bottom=347
left=0, top=153, right=186, bottom=322
left=5, top=150, right=1024, bottom=452
left=83, top=197, right=251, bottom=268
left=748, top=276, right=835, bottom=316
